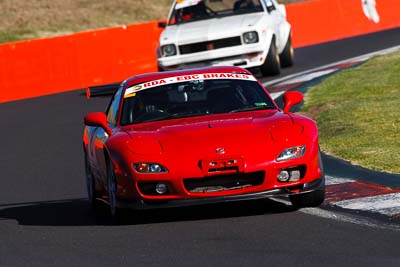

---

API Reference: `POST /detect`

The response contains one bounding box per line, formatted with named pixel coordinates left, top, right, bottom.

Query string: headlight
left=243, top=31, right=259, bottom=44
left=161, top=44, right=177, bottom=57
left=133, top=163, right=168, bottom=173
left=277, top=146, right=306, bottom=161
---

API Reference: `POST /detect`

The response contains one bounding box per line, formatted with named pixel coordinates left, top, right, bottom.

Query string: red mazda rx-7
left=83, top=66, right=325, bottom=217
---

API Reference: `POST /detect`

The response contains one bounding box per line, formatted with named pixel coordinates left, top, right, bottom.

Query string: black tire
left=260, top=38, right=281, bottom=76
left=107, top=159, right=122, bottom=220
left=289, top=150, right=325, bottom=208
left=279, top=33, right=294, bottom=68
left=157, top=64, right=164, bottom=72
left=290, top=185, right=325, bottom=209
left=85, top=154, right=101, bottom=210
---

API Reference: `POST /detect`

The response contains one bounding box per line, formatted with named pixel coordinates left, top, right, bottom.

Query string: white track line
left=269, top=69, right=338, bottom=99
left=325, top=176, right=355, bottom=185
left=333, top=193, right=400, bottom=216
left=279, top=69, right=337, bottom=85
left=301, top=207, right=400, bottom=231
left=270, top=92, right=284, bottom=99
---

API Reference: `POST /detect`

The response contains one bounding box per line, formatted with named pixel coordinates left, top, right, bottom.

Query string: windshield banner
left=124, top=73, right=257, bottom=98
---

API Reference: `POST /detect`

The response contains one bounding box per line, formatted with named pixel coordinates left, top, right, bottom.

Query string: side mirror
left=158, top=21, right=167, bottom=28
left=282, top=91, right=303, bottom=113
left=84, top=112, right=113, bottom=136
left=266, top=5, right=275, bottom=13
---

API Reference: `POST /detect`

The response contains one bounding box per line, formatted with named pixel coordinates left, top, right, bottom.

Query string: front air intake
left=184, top=171, right=264, bottom=193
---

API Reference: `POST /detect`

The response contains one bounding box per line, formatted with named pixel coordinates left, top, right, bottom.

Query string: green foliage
left=0, top=30, right=35, bottom=43
left=302, top=52, right=400, bottom=173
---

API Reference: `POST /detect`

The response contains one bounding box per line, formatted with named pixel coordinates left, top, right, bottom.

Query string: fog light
left=290, top=170, right=301, bottom=181
left=278, top=170, right=290, bottom=182
left=155, top=183, right=168, bottom=194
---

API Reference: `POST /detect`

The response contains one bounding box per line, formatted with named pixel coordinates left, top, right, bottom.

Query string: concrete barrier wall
left=0, top=22, right=163, bottom=102
left=287, top=0, right=400, bottom=47
left=1, top=0, right=399, bottom=103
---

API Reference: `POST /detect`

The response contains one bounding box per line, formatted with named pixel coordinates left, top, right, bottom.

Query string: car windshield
left=168, top=0, right=263, bottom=25
left=120, top=74, right=276, bottom=125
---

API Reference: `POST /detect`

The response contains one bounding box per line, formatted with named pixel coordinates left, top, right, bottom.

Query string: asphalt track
left=1, top=27, right=400, bottom=266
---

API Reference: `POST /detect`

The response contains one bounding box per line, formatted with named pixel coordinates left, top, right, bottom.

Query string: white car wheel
left=260, top=39, right=281, bottom=76
left=280, top=33, right=294, bottom=68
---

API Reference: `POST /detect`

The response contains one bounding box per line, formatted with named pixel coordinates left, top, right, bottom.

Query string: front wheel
left=85, top=154, right=100, bottom=210
left=260, top=39, right=281, bottom=76
left=107, top=159, right=121, bottom=219
left=289, top=151, right=325, bottom=208
left=279, top=33, right=294, bottom=68
left=289, top=186, right=325, bottom=209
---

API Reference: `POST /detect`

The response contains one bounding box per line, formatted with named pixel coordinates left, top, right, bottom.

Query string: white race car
left=157, top=0, right=293, bottom=76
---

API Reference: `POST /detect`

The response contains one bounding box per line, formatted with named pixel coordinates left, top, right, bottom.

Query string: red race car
left=83, top=66, right=325, bottom=217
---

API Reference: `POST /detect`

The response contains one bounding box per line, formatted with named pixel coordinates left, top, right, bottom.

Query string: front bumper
left=116, top=176, right=324, bottom=210
left=158, top=42, right=268, bottom=70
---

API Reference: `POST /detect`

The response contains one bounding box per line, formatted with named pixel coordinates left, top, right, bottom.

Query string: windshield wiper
left=133, top=112, right=209, bottom=124
left=167, top=112, right=208, bottom=119
left=229, top=106, right=275, bottom=113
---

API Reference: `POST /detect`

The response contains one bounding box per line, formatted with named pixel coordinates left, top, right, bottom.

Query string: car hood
left=122, top=111, right=304, bottom=159
left=160, top=13, right=265, bottom=45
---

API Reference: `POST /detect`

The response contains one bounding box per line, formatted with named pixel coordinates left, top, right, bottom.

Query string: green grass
left=0, top=30, right=35, bottom=43
left=302, top=51, right=400, bottom=174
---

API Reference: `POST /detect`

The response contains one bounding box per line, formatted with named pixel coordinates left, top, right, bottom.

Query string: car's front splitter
left=115, top=176, right=325, bottom=210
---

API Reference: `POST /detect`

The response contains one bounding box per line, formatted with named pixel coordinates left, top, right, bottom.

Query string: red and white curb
left=325, top=175, right=400, bottom=219
left=268, top=68, right=342, bottom=99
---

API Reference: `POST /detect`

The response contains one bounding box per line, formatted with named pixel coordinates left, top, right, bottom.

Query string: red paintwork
left=84, top=112, right=112, bottom=136
left=282, top=91, right=303, bottom=113
left=83, top=66, right=321, bottom=206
